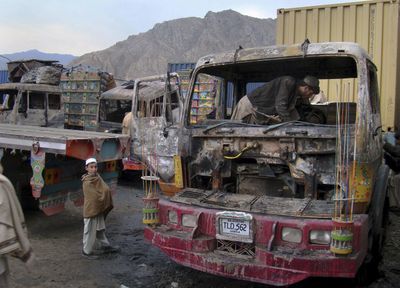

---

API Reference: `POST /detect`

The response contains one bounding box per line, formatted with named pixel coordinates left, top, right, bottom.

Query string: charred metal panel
left=132, top=117, right=179, bottom=180
left=170, top=188, right=334, bottom=219
left=0, top=83, right=63, bottom=127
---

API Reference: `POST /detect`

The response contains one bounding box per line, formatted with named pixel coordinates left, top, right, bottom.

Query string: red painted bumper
left=144, top=213, right=368, bottom=286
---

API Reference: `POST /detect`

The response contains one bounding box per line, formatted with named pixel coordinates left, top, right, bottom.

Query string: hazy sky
left=0, top=0, right=362, bottom=56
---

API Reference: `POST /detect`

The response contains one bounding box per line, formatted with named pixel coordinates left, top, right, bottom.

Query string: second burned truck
left=141, top=41, right=388, bottom=286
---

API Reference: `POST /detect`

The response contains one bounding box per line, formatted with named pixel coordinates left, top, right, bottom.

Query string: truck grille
left=216, top=239, right=255, bottom=257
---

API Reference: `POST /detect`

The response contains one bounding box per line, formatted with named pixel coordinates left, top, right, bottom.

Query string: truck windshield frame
left=186, top=55, right=360, bottom=127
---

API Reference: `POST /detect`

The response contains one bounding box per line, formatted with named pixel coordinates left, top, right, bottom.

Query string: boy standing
left=82, top=158, right=118, bottom=257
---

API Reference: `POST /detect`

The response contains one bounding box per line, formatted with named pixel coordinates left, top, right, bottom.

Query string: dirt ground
left=7, top=178, right=400, bottom=288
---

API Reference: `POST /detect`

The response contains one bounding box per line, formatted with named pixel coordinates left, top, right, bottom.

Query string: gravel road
left=7, top=178, right=400, bottom=288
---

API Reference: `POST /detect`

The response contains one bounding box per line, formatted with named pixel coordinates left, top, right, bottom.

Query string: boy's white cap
left=85, top=158, right=97, bottom=166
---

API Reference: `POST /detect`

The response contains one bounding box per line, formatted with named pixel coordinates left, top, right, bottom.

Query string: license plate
left=216, top=211, right=253, bottom=243
left=221, top=218, right=250, bottom=236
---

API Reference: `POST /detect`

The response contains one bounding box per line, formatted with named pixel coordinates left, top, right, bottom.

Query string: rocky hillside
left=70, top=10, right=276, bottom=80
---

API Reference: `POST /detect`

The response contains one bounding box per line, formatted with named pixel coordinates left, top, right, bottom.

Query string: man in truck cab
left=231, top=75, right=323, bottom=124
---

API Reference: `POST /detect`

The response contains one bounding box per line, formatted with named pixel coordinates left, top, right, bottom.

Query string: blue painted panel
left=0, top=70, right=8, bottom=84
left=168, top=63, right=196, bottom=73
left=100, top=139, right=119, bottom=159
left=226, top=82, right=265, bottom=108
left=247, top=82, right=265, bottom=94
left=42, top=179, right=81, bottom=195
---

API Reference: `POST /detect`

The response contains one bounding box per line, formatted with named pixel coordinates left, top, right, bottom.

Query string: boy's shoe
left=82, top=250, right=99, bottom=259
left=102, top=245, right=120, bottom=254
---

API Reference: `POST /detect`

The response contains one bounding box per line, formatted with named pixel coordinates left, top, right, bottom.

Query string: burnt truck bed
left=0, top=123, right=129, bottom=161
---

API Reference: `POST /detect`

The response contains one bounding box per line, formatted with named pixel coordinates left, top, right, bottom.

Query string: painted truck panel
left=0, top=123, right=129, bottom=215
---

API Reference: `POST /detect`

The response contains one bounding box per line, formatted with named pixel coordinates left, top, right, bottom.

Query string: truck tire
left=356, top=164, right=389, bottom=284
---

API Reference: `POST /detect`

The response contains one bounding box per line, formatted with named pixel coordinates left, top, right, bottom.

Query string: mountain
left=0, top=49, right=76, bottom=70
left=70, top=10, right=276, bottom=80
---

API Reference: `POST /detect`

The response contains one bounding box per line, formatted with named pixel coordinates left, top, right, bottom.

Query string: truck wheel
left=20, top=186, right=40, bottom=211
left=356, top=164, right=390, bottom=285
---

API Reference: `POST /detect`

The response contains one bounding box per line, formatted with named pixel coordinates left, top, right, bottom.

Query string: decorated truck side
left=0, top=124, right=129, bottom=215
left=143, top=41, right=388, bottom=286
left=0, top=61, right=129, bottom=216
left=61, top=66, right=115, bottom=131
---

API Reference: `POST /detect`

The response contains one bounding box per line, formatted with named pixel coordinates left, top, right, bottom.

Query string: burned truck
left=0, top=62, right=64, bottom=127
left=143, top=42, right=388, bottom=285
left=0, top=61, right=129, bottom=215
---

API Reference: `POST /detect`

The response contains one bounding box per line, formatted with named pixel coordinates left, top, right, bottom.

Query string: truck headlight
left=168, top=210, right=178, bottom=224
left=309, top=230, right=331, bottom=245
left=282, top=227, right=302, bottom=243
left=182, top=214, right=197, bottom=228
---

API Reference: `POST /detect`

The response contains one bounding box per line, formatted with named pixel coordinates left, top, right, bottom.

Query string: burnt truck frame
left=124, top=73, right=183, bottom=174
left=143, top=42, right=388, bottom=286
left=0, top=82, right=63, bottom=127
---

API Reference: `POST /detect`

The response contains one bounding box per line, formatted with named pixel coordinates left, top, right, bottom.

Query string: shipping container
left=277, top=0, right=400, bottom=129
left=167, top=62, right=196, bottom=73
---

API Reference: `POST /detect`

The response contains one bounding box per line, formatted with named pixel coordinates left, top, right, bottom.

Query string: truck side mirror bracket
left=373, top=125, right=382, bottom=137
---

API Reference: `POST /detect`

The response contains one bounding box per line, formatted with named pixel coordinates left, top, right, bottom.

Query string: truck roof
left=195, top=41, right=371, bottom=69
left=0, top=82, right=61, bottom=93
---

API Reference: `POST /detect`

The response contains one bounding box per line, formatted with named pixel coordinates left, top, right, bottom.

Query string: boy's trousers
left=83, top=213, right=110, bottom=254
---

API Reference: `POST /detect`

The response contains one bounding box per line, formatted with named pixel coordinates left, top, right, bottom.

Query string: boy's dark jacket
left=82, top=173, right=113, bottom=218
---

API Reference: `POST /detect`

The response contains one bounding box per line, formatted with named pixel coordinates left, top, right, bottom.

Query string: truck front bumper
left=145, top=224, right=367, bottom=286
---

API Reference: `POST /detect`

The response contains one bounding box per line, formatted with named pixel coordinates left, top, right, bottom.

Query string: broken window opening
left=188, top=56, right=359, bottom=126
left=0, top=92, right=16, bottom=110
left=367, top=61, right=379, bottom=114
left=48, top=94, right=61, bottom=110
left=100, top=99, right=131, bottom=123
left=18, top=92, right=27, bottom=113
left=29, top=92, right=45, bottom=109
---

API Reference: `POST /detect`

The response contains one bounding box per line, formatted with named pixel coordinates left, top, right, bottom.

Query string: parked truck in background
left=0, top=61, right=129, bottom=215
left=143, top=41, right=389, bottom=285
left=0, top=124, right=129, bottom=215
left=0, top=82, right=63, bottom=127
left=97, top=80, right=134, bottom=134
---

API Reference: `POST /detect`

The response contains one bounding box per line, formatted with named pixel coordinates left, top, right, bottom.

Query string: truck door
left=47, top=93, right=63, bottom=127
left=0, top=92, right=17, bottom=123
left=131, top=77, right=181, bottom=181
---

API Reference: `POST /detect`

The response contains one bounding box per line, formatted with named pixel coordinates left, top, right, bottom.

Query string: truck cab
left=98, top=81, right=134, bottom=133
left=144, top=42, right=387, bottom=286
left=0, top=82, right=63, bottom=127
